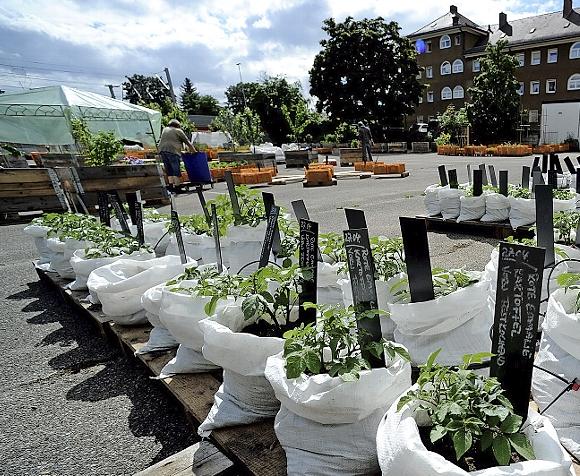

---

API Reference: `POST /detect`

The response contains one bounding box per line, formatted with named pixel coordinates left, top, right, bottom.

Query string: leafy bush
left=398, top=350, right=535, bottom=469
left=283, top=303, right=410, bottom=381
left=435, top=133, right=451, bottom=146
left=71, top=117, right=123, bottom=167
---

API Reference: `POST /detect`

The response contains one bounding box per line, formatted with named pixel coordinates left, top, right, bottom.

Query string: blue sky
left=0, top=0, right=562, bottom=102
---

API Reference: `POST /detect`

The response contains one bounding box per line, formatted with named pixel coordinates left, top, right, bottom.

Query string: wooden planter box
left=217, top=152, right=277, bottom=171
left=354, top=161, right=374, bottom=172
left=338, top=148, right=362, bottom=165
left=56, top=164, right=169, bottom=210
left=411, top=142, right=430, bottom=153
left=373, top=163, right=406, bottom=174
left=305, top=168, right=333, bottom=184
left=231, top=169, right=274, bottom=185
left=284, top=150, right=318, bottom=168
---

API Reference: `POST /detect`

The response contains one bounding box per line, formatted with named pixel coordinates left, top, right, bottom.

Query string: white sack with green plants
left=388, top=269, right=493, bottom=366
left=23, top=223, right=53, bottom=266
left=87, top=255, right=192, bottom=324
left=533, top=284, right=580, bottom=460
left=138, top=283, right=179, bottom=355
left=508, top=188, right=576, bottom=229
left=264, top=303, right=412, bottom=476
left=424, top=184, right=447, bottom=217
left=438, top=188, right=465, bottom=220
left=481, top=193, right=511, bottom=222
left=377, top=351, right=575, bottom=475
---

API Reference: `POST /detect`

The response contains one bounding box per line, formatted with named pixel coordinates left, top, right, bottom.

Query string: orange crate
left=255, top=170, right=274, bottom=183
left=305, top=169, right=332, bottom=183
left=373, top=163, right=387, bottom=174
left=210, top=168, right=225, bottom=180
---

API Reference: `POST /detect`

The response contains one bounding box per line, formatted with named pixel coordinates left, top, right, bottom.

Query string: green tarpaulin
left=0, top=85, right=161, bottom=146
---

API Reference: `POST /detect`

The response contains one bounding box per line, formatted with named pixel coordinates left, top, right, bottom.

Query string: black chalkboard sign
left=125, top=192, right=138, bottom=224
left=478, top=163, right=488, bottom=186
left=97, top=192, right=111, bottom=227
left=292, top=200, right=323, bottom=262
left=343, top=227, right=383, bottom=367
left=399, top=217, right=434, bottom=302
left=133, top=191, right=145, bottom=246
left=298, top=218, right=318, bottom=324
left=345, top=208, right=367, bottom=229
left=473, top=169, right=483, bottom=197
left=535, top=184, right=555, bottom=267
left=488, top=165, right=498, bottom=187
left=262, top=192, right=281, bottom=258
left=490, top=241, right=545, bottom=418
left=522, top=166, right=531, bottom=189
left=448, top=169, right=458, bottom=189
left=171, top=210, right=187, bottom=264
left=438, top=165, right=448, bottom=186
left=109, top=192, right=130, bottom=234
left=211, top=203, right=223, bottom=273
left=258, top=205, right=280, bottom=268
left=499, top=171, right=508, bottom=197
left=224, top=170, right=242, bottom=221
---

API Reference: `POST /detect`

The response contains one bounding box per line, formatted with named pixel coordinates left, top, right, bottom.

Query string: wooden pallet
left=417, top=215, right=535, bottom=240
left=269, top=175, right=304, bottom=185
left=302, top=178, right=338, bottom=187
left=334, top=171, right=372, bottom=180
left=372, top=171, right=410, bottom=179
left=34, top=265, right=286, bottom=476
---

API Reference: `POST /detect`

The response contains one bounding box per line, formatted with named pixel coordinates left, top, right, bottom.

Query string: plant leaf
left=500, top=414, right=522, bottom=434
left=452, top=429, right=473, bottom=460
left=285, top=352, right=307, bottom=379
left=430, top=425, right=447, bottom=443
left=492, top=434, right=511, bottom=466
left=508, top=433, right=535, bottom=462
left=481, top=430, right=494, bottom=451
left=304, top=349, right=322, bottom=375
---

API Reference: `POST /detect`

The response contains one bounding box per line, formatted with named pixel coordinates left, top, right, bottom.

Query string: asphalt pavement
left=0, top=152, right=547, bottom=474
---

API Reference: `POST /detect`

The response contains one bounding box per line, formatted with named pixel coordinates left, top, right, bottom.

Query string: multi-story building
left=408, top=1, right=580, bottom=144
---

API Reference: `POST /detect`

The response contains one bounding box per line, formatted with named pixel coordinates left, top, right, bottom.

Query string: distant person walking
left=358, top=121, right=374, bottom=163
left=158, top=119, right=196, bottom=192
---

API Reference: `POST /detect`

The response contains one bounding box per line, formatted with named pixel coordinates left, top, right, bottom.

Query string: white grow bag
left=481, top=193, right=510, bottom=223
left=438, top=188, right=465, bottom=220
left=87, top=255, right=192, bottom=325
left=377, top=399, right=575, bottom=476
left=533, top=289, right=580, bottom=459
left=388, top=276, right=493, bottom=366
left=424, top=184, right=448, bottom=217
left=226, top=223, right=268, bottom=275
left=265, top=352, right=412, bottom=476
left=198, top=302, right=284, bottom=436
left=69, top=249, right=155, bottom=291
left=138, top=283, right=179, bottom=354
left=457, top=194, right=486, bottom=222
left=509, top=196, right=576, bottom=229
left=23, top=224, right=53, bottom=265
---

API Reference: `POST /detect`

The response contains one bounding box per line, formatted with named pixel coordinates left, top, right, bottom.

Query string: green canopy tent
left=0, top=85, right=161, bottom=147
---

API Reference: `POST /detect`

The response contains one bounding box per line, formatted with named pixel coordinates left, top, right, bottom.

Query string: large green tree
left=467, top=40, right=520, bottom=144
left=180, top=77, right=221, bottom=115
left=123, top=74, right=171, bottom=109
left=225, top=75, right=307, bottom=144
left=211, top=107, right=264, bottom=149
left=309, top=17, right=421, bottom=139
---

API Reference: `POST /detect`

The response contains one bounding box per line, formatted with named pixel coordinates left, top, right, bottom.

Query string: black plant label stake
left=532, top=156, right=540, bottom=171
left=343, top=227, right=383, bottom=367
left=125, top=191, right=138, bottom=224
left=170, top=198, right=187, bottom=265
left=262, top=192, right=281, bottom=258
left=535, top=184, right=555, bottom=267
left=438, top=165, right=448, bottom=186
left=299, top=218, right=318, bottom=325
left=448, top=169, right=458, bottom=189
left=478, top=163, right=488, bottom=186
left=522, top=166, right=531, bottom=189
left=345, top=208, right=367, bottom=229
left=133, top=190, right=145, bottom=247
left=211, top=203, right=223, bottom=273
left=490, top=241, right=545, bottom=419
left=472, top=169, right=483, bottom=197
left=499, top=171, right=509, bottom=197
left=466, top=164, right=472, bottom=185
left=109, top=192, right=130, bottom=235
left=292, top=200, right=323, bottom=262
left=259, top=205, right=280, bottom=268
left=564, top=157, right=576, bottom=174
left=195, top=185, right=211, bottom=225
left=224, top=170, right=242, bottom=223
left=542, top=154, right=548, bottom=173
left=488, top=165, right=498, bottom=187
left=399, top=217, right=434, bottom=302
left=97, top=192, right=111, bottom=227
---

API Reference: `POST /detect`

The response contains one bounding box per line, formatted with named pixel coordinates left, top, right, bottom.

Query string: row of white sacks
left=24, top=216, right=580, bottom=473
left=424, top=184, right=578, bottom=229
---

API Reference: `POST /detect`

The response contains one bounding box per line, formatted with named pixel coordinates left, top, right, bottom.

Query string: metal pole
left=164, top=67, right=177, bottom=104
left=106, top=84, right=116, bottom=99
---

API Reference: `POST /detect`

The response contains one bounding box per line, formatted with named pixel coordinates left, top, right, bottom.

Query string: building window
left=417, top=115, right=424, bottom=123
left=548, top=48, right=558, bottom=63
left=452, top=85, right=464, bottom=99
left=517, top=82, right=524, bottom=95
left=570, top=42, right=580, bottom=59
left=441, top=87, right=452, bottom=100
left=452, top=59, right=464, bottom=73
left=530, top=80, right=540, bottom=94
left=531, top=51, right=541, bottom=65
left=426, top=40, right=432, bottom=53
left=472, top=59, right=480, bottom=72
left=454, top=35, right=461, bottom=46
left=546, top=79, right=557, bottom=93
left=441, top=61, right=451, bottom=75
left=427, top=91, right=434, bottom=102
left=529, top=110, right=539, bottom=123
left=440, top=35, right=451, bottom=49
left=516, top=53, right=525, bottom=67
left=568, top=73, right=580, bottom=90
left=426, top=66, right=433, bottom=78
